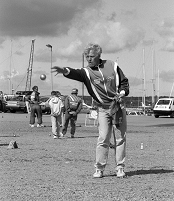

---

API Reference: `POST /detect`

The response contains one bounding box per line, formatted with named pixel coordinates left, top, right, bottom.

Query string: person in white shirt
left=48, top=91, right=64, bottom=139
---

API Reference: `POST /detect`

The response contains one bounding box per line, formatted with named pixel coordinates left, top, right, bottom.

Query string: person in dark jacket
left=29, top=86, right=44, bottom=128
left=62, top=88, right=82, bottom=138
left=51, top=43, right=129, bottom=178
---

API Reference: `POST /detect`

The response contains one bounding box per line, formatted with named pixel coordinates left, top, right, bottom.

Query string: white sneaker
left=116, top=168, right=126, bottom=178
left=59, top=132, right=64, bottom=137
left=29, top=124, right=34, bottom=128
left=53, top=135, right=59, bottom=139
left=93, top=170, right=103, bottom=178
left=37, top=124, right=44, bottom=128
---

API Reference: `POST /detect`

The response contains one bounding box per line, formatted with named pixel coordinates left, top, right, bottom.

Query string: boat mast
left=9, top=40, right=12, bottom=94
left=157, top=69, right=160, bottom=99
left=151, top=41, right=156, bottom=105
left=142, top=48, right=146, bottom=112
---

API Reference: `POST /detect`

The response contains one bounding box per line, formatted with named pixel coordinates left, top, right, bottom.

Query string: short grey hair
left=84, top=43, right=102, bottom=57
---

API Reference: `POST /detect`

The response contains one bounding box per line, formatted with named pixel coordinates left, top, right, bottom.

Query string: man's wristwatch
left=63, top=67, right=70, bottom=75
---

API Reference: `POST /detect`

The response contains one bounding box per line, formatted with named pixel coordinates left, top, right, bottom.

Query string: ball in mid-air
left=40, top=74, right=46, bottom=80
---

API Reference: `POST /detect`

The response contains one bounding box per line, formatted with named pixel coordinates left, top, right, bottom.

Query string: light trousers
left=95, top=107, right=127, bottom=171
left=25, top=101, right=31, bottom=113
left=51, top=115, right=62, bottom=136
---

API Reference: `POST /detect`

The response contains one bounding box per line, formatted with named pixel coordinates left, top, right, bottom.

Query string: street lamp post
left=46, top=44, right=53, bottom=91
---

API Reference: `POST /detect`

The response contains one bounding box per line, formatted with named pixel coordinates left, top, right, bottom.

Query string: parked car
left=5, top=95, right=27, bottom=113
left=145, top=108, right=153, bottom=116
left=153, top=98, right=174, bottom=118
left=39, top=96, right=51, bottom=114
left=137, top=111, right=145, bottom=115
left=128, top=111, right=145, bottom=116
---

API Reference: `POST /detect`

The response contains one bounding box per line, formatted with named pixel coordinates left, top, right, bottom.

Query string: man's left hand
left=117, top=93, right=124, bottom=99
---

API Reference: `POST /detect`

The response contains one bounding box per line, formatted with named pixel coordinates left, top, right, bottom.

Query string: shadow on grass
left=0, top=143, right=9, bottom=146
left=104, top=168, right=174, bottom=178
left=61, top=135, right=98, bottom=139
left=126, top=168, right=174, bottom=176
left=147, top=124, right=174, bottom=127
left=0, top=135, right=20, bottom=137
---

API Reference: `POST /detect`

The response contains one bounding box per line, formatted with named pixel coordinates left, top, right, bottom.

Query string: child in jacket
left=48, top=91, right=64, bottom=139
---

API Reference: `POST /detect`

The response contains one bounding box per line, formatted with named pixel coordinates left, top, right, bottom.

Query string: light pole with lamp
left=46, top=44, right=53, bottom=91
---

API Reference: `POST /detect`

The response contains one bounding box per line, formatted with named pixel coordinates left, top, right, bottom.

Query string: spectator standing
left=55, top=91, right=65, bottom=127
left=62, top=88, right=82, bottom=138
left=29, top=86, right=44, bottom=127
left=48, top=91, right=64, bottom=139
left=51, top=43, right=129, bottom=178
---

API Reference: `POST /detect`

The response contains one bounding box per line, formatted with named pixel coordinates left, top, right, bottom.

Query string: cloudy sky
left=0, top=0, right=174, bottom=98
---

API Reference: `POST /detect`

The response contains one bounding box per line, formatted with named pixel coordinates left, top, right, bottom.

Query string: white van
left=153, top=98, right=174, bottom=118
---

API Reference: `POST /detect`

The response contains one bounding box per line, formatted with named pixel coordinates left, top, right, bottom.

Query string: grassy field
left=0, top=113, right=174, bottom=201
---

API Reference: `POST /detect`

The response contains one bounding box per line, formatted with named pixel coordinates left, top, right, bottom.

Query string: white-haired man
left=52, top=43, right=129, bottom=178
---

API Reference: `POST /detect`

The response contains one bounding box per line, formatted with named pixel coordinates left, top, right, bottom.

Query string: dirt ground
left=0, top=112, right=174, bottom=201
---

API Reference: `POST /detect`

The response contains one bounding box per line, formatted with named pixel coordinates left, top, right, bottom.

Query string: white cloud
left=155, top=18, right=174, bottom=52
left=0, top=0, right=100, bottom=37
left=34, top=49, right=57, bottom=63
left=128, top=76, right=142, bottom=87
left=162, top=38, right=174, bottom=52
left=0, top=69, right=19, bottom=79
left=14, top=50, right=23, bottom=56
left=0, top=0, right=145, bottom=63
left=0, top=37, right=6, bottom=47
left=56, top=8, right=145, bottom=60
left=120, top=9, right=138, bottom=20
left=160, top=70, right=174, bottom=83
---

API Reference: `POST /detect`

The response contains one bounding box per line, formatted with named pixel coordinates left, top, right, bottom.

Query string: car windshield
left=40, top=97, right=50, bottom=102
left=129, top=112, right=136, bottom=115
left=8, top=96, right=24, bottom=101
left=157, top=100, right=170, bottom=105
left=137, top=112, right=143, bottom=115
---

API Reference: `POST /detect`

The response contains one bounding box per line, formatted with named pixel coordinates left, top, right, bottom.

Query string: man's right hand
left=51, top=66, right=68, bottom=75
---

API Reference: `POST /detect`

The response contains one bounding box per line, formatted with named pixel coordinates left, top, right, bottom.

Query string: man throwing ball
left=52, top=43, right=129, bottom=178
